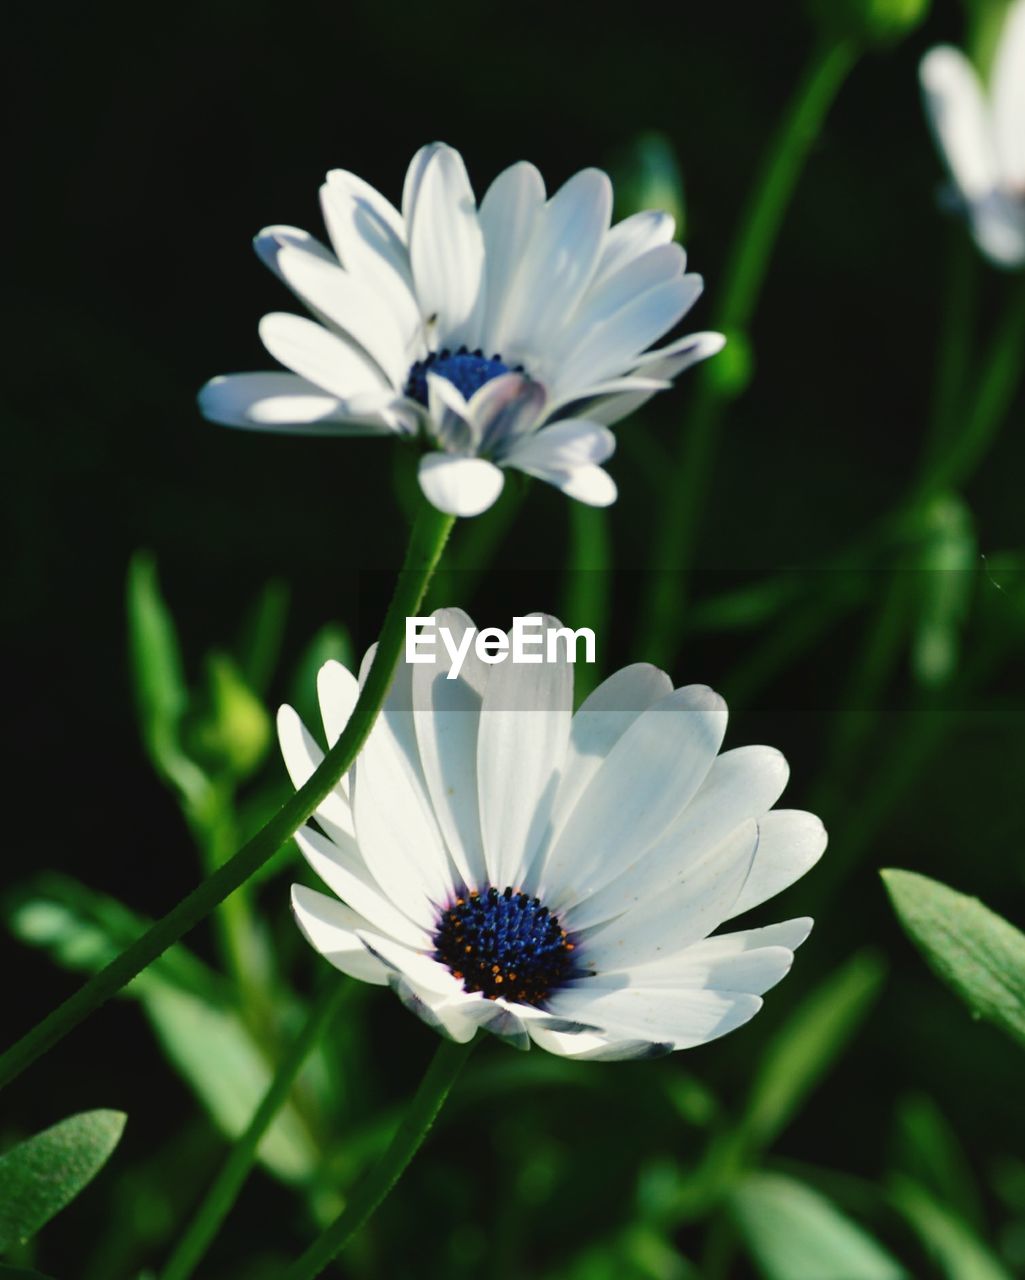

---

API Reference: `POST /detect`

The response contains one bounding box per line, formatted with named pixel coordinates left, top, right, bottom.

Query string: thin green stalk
left=161, top=981, right=350, bottom=1280
left=639, top=35, right=859, bottom=669
left=563, top=502, right=612, bottom=701
left=0, top=501, right=455, bottom=1092
left=922, top=232, right=977, bottom=469
left=283, top=1037, right=473, bottom=1279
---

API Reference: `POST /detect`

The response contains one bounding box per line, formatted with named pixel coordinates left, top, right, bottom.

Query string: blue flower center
left=405, top=347, right=516, bottom=407
left=433, top=886, right=579, bottom=1006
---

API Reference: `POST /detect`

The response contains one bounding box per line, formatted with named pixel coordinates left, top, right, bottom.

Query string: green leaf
left=890, top=1177, right=1012, bottom=1280
left=731, top=1172, right=906, bottom=1280
left=125, top=551, right=209, bottom=807
left=881, top=869, right=1025, bottom=1049
left=911, top=494, right=976, bottom=688
left=6, top=876, right=316, bottom=1183
left=891, top=1094, right=984, bottom=1230
left=0, top=1110, right=126, bottom=1251
left=236, top=578, right=290, bottom=696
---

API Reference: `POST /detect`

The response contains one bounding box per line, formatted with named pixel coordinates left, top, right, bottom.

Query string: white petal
left=259, top=312, right=389, bottom=402
left=357, top=930, right=464, bottom=998
left=317, top=659, right=360, bottom=747
left=425, top=373, right=474, bottom=450
left=540, top=685, right=728, bottom=910
left=319, top=170, right=421, bottom=342
left=527, top=1023, right=670, bottom=1060
left=408, top=145, right=485, bottom=350
left=499, top=168, right=613, bottom=363
left=592, top=210, right=677, bottom=289
left=271, top=242, right=408, bottom=387
left=468, top=373, right=547, bottom=454
left=389, top=979, right=481, bottom=1044
left=477, top=615, right=573, bottom=889
left=418, top=454, right=505, bottom=517
left=276, top=704, right=353, bottom=840
left=610, top=920, right=811, bottom=993
left=582, top=820, right=759, bottom=970
left=544, top=376, right=671, bottom=422
left=198, top=372, right=394, bottom=436
left=290, top=885, right=389, bottom=985
left=412, top=607, right=490, bottom=889
left=587, top=332, right=725, bottom=426
left=501, top=421, right=619, bottom=507
left=352, top=656, right=455, bottom=924
left=567, top=745, right=790, bottom=930
left=294, top=824, right=430, bottom=948
left=546, top=465, right=618, bottom=507
left=992, top=0, right=1025, bottom=188
left=554, top=275, right=704, bottom=395
left=725, top=809, right=826, bottom=921
left=920, top=46, right=998, bottom=199
left=478, top=161, right=547, bottom=354
left=548, top=984, right=763, bottom=1049
left=970, top=192, right=1025, bottom=266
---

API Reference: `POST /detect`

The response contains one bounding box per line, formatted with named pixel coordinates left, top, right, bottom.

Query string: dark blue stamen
left=433, top=886, right=579, bottom=1005
left=405, top=346, right=517, bottom=407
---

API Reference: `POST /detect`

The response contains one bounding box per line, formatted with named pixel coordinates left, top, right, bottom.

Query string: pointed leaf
left=731, top=1172, right=906, bottom=1280
left=890, top=1177, right=1012, bottom=1280
left=0, top=1110, right=126, bottom=1250
left=882, top=869, right=1025, bottom=1049
left=236, top=578, right=290, bottom=696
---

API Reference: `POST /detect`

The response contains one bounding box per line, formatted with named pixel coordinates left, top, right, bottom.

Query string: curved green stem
left=284, top=1037, right=473, bottom=1279
left=0, top=501, right=455, bottom=1091
left=161, top=981, right=350, bottom=1280
left=639, top=34, right=859, bottom=669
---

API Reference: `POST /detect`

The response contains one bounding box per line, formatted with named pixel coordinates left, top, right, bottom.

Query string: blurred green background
left=5, top=0, right=1025, bottom=1275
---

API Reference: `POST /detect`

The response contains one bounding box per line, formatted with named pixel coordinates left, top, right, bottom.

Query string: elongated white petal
left=198, top=372, right=395, bottom=436
left=593, top=210, right=677, bottom=289
left=548, top=984, right=763, bottom=1049
left=412, top=607, right=490, bottom=889
left=317, top=659, right=360, bottom=748
left=259, top=312, right=389, bottom=402
left=582, top=820, right=759, bottom=970
left=725, top=809, right=826, bottom=920
left=418, top=453, right=505, bottom=516
left=992, top=0, right=1025, bottom=188
left=468, top=373, right=547, bottom=454
left=294, top=824, right=430, bottom=948
left=357, top=930, right=464, bottom=998
left=920, top=46, right=998, bottom=199
left=409, top=145, right=485, bottom=350
left=290, top=885, right=389, bottom=985
left=272, top=243, right=408, bottom=387
left=478, top=161, right=547, bottom=354
left=501, top=421, right=619, bottom=507
left=477, top=615, right=573, bottom=889
left=541, top=685, right=728, bottom=909
left=587, top=332, right=725, bottom=426
left=276, top=704, right=352, bottom=840
left=527, top=1024, right=670, bottom=1060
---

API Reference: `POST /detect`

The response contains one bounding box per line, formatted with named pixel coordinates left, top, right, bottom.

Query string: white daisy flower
left=281, top=610, right=825, bottom=1060
left=199, top=143, right=724, bottom=517
left=920, top=0, right=1025, bottom=268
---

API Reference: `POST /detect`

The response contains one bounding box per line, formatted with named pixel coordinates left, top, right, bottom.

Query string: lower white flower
left=199, top=142, right=724, bottom=517
left=920, top=0, right=1025, bottom=268
left=281, top=611, right=825, bottom=1060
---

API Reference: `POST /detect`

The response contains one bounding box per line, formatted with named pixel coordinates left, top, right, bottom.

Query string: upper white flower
left=199, top=143, right=724, bottom=517
left=920, top=0, right=1025, bottom=267
left=281, top=610, right=826, bottom=1060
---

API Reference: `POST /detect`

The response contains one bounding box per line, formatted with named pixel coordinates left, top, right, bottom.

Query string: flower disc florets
left=405, top=348, right=517, bottom=407
left=433, top=886, right=578, bottom=1005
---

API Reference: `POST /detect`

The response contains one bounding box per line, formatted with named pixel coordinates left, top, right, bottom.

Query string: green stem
left=562, top=502, right=612, bottom=701
left=284, top=1037, right=473, bottom=1279
left=639, top=34, right=859, bottom=669
left=0, top=501, right=455, bottom=1091
left=161, top=981, right=349, bottom=1280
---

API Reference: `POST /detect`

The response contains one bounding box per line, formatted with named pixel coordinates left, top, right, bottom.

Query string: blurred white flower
left=281, top=610, right=825, bottom=1060
left=200, top=144, right=723, bottom=516
left=920, top=0, right=1025, bottom=267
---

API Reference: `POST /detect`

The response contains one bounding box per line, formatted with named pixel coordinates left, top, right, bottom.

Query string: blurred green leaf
left=0, top=1110, right=126, bottom=1251
left=731, top=1172, right=906, bottom=1280
left=882, top=869, right=1025, bottom=1049
left=125, top=551, right=209, bottom=808
left=185, top=651, right=272, bottom=780
left=892, top=1094, right=984, bottom=1230
left=289, top=622, right=353, bottom=728
left=236, top=578, right=289, bottom=696
left=6, top=877, right=315, bottom=1183
left=910, top=494, right=976, bottom=688
left=890, top=1176, right=1012, bottom=1280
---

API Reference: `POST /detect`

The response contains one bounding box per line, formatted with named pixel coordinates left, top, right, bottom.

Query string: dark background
left=5, top=1, right=1025, bottom=1275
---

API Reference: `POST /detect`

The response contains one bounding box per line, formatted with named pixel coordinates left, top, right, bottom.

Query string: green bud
left=704, top=329, right=753, bottom=400
left=186, top=652, right=272, bottom=780
left=610, top=132, right=686, bottom=236
left=806, top=0, right=931, bottom=43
